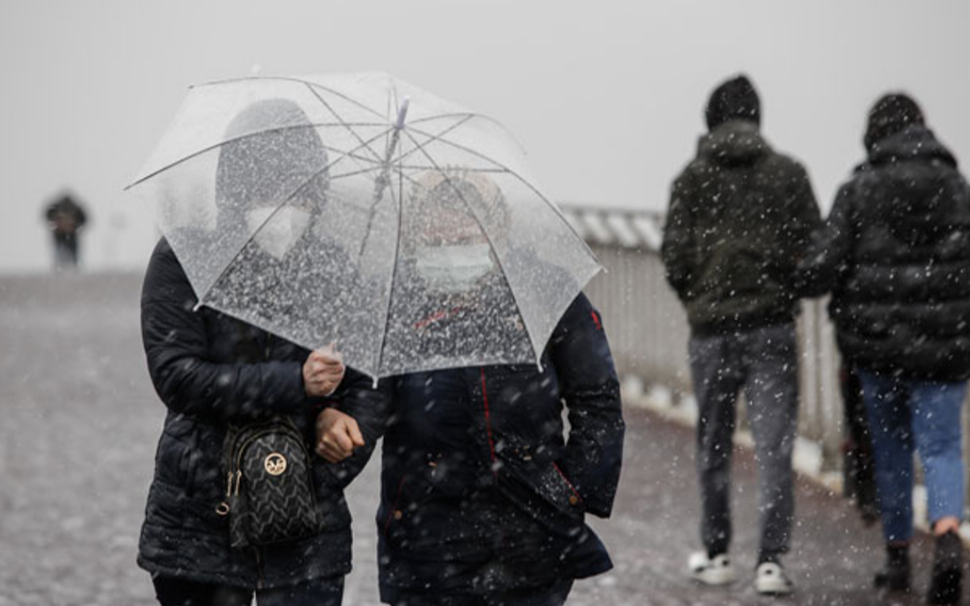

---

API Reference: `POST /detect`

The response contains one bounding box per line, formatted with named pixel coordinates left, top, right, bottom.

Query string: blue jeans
left=859, top=371, right=967, bottom=543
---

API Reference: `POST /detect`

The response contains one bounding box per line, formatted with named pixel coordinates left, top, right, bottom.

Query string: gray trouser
left=688, top=323, right=799, bottom=560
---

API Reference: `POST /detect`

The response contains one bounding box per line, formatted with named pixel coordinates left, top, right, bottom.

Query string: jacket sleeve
left=550, top=293, right=625, bottom=518
left=794, top=181, right=855, bottom=297
left=785, top=162, right=822, bottom=269
left=141, top=240, right=308, bottom=423
left=661, top=172, right=697, bottom=300
left=318, top=367, right=390, bottom=489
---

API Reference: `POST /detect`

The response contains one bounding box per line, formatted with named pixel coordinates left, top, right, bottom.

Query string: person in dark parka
left=661, top=74, right=821, bottom=595
left=798, top=93, right=970, bottom=605
left=138, top=99, right=384, bottom=606
left=318, top=173, right=625, bottom=606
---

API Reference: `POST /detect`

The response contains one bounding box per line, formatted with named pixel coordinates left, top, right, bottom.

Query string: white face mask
left=245, top=206, right=311, bottom=261
left=415, top=243, right=494, bottom=294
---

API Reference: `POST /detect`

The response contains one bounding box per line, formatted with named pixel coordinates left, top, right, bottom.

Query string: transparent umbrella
left=127, top=72, right=600, bottom=380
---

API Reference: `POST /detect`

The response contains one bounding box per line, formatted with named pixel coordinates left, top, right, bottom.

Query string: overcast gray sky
left=2, top=0, right=968, bottom=273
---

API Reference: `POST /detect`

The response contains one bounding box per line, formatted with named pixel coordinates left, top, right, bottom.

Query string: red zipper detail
left=480, top=368, right=497, bottom=479
left=552, top=462, right=583, bottom=504
left=383, top=477, right=407, bottom=534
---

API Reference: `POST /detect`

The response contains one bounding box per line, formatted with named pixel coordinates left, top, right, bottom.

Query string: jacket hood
left=864, top=93, right=924, bottom=152
left=705, top=75, right=760, bottom=131
left=867, top=125, right=957, bottom=168
left=861, top=125, right=967, bottom=250
left=215, top=98, right=329, bottom=233
left=697, top=120, right=768, bottom=166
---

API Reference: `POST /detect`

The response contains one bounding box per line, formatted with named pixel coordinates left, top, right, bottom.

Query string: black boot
left=928, top=530, right=963, bottom=605
left=874, top=543, right=911, bottom=592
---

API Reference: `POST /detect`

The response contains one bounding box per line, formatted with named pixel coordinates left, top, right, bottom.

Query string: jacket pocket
left=497, top=456, right=585, bottom=535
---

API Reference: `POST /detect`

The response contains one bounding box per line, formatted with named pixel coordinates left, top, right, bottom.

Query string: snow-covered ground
left=0, top=273, right=953, bottom=605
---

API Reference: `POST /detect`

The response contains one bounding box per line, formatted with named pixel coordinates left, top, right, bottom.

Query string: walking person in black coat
left=317, top=172, right=625, bottom=606
left=798, top=93, right=970, bottom=605
left=661, top=74, right=821, bottom=595
left=44, top=191, right=87, bottom=271
left=138, top=98, right=384, bottom=606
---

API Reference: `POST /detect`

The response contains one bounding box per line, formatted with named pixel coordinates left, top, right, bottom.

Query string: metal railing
left=580, top=235, right=849, bottom=471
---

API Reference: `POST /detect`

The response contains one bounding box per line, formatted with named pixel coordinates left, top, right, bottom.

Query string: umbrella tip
left=395, top=97, right=410, bottom=130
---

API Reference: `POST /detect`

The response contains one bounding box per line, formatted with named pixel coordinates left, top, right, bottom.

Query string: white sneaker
left=755, top=562, right=794, bottom=595
left=688, top=552, right=737, bottom=585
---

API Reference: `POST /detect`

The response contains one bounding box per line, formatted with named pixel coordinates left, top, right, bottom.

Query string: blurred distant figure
left=661, top=74, right=821, bottom=595
left=44, top=192, right=87, bottom=271
left=798, top=93, right=970, bottom=605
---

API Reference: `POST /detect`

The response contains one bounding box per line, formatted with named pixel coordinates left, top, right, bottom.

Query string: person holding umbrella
left=318, top=171, right=625, bottom=606
left=137, top=98, right=384, bottom=606
left=131, top=73, right=611, bottom=604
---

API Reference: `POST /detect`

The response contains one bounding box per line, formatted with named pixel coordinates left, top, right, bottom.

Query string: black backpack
left=218, top=419, right=323, bottom=548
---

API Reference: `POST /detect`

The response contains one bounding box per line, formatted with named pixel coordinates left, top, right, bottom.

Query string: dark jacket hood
left=867, top=125, right=957, bottom=168
left=705, top=75, right=760, bottom=131
left=697, top=120, right=769, bottom=167
left=860, top=125, right=966, bottom=251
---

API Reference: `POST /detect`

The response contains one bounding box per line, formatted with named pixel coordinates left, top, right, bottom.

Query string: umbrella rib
left=406, top=112, right=483, bottom=125
left=387, top=114, right=475, bottom=166
left=334, top=164, right=510, bottom=175
left=329, top=165, right=430, bottom=189
left=194, top=125, right=395, bottom=304
left=328, top=165, right=386, bottom=180
left=406, top=112, right=529, bottom=154
left=403, top=125, right=601, bottom=267
left=356, top=85, right=411, bottom=259
left=194, top=75, right=389, bottom=121
left=127, top=123, right=386, bottom=189
left=373, top=132, right=407, bottom=377
left=400, top=129, right=544, bottom=365
left=304, top=83, right=385, bottom=163
left=319, top=126, right=402, bottom=181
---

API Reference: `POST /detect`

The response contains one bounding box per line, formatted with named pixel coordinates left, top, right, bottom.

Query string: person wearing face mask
left=383, top=173, right=535, bottom=365
left=245, top=201, right=313, bottom=262
left=317, top=172, right=626, bottom=606
left=137, top=98, right=385, bottom=606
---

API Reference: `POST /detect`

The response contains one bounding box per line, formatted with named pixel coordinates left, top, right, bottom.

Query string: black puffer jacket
left=662, top=120, right=821, bottom=335
left=137, top=238, right=384, bottom=589
left=799, top=126, right=970, bottom=380
left=376, top=293, right=624, bottom=601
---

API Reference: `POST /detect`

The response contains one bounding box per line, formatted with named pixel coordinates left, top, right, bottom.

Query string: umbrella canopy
left=127, top=72, right=600, bottom=379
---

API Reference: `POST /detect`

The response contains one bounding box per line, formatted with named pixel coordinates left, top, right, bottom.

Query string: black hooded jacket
left=662, top=120, right=821, bottom=334
left=798, top=126, right=970, bottom=380
left=137, top=238, right=385, bottom=589
left=375, top=293, right=624, bottom=600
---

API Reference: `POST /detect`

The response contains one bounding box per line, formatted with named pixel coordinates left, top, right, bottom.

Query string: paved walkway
left=0, top=274, right=960, bottom=605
